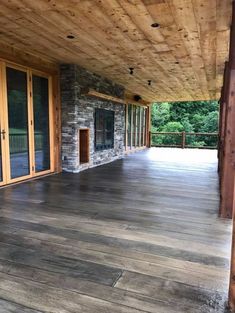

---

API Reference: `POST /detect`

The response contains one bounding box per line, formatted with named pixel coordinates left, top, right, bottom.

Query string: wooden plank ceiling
left=0, top=0, right=232, bottom=102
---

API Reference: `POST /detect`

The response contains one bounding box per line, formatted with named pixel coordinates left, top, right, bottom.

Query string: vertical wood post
left=218, top=63, right=229, bottom=177
left=149, top=131, right=151, bottom=148
left=182, top=131, right=186, bottom=149
left=219, top=0, right=235, bottom=220
left=225, top=1, right=235, bottom=311
left=146, top=105, right=151, bottom=148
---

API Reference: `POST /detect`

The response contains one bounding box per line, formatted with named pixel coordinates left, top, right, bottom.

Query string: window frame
left=95, top=108, right=115, bottom=151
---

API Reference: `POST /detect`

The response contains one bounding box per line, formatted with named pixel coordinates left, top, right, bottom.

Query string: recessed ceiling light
left=67, top=35, right=75, bottom=39
left=151, top=23, right=160, bottom=28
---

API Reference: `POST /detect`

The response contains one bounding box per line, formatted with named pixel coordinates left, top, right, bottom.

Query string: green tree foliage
left=151, top=101, right=219, bottom=147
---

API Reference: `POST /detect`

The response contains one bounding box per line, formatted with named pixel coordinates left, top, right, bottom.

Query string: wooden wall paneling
left=0, top=42, right=58, bottom=75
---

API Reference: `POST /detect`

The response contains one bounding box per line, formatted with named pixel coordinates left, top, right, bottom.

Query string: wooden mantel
left=81, top=88, right=125, bottom=105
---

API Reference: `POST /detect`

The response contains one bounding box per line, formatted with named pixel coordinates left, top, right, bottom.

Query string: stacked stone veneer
left=60, top=64, right=125, bottom=172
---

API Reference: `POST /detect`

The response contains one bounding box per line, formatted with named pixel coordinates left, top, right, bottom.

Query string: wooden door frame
left=0, top=60, right=56, bottom=186
left=3, top=62, right=33, bottom=184
left=0, top=61, right=7, bottom=186
left=30, top=69, right=55, bottom=177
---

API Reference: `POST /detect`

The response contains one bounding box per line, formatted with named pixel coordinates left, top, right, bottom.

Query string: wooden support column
left=229, top=71, right=235, bottom=309
left=218, top=63, right=230, bottom=183
left=220, top=0, right=235, bottom=219
left=218, top=63, right=228, bottom=175
left=227, top=1, right=235, bottom=311
left=221, top=68, right=235, bottom=219
left=146, top=105, right=152, bottom=148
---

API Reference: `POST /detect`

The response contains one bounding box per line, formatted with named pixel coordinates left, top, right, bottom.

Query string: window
left=95, top=109, right=114, bottom=151
left=125, top=104, right=147, bottom=150
left=127, top=104, right=132, bottom=148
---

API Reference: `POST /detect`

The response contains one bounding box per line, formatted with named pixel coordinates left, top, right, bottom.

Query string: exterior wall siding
left=60, top=64, right=125, bottom=172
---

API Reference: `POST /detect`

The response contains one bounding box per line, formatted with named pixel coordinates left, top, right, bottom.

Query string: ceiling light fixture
left=151, top=22, right=160, bottom=28
left=129, top=67, right=134, bottom=75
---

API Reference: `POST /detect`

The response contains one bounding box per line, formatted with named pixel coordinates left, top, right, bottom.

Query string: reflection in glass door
left=6, top=67, right=30, bottom=180
left=32, top=75, right=51, bottom=173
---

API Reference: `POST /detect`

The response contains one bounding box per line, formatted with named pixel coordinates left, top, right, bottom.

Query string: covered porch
left=0, top=148, right=231, bottom=312
left=0, top=0, right=234, bottom=311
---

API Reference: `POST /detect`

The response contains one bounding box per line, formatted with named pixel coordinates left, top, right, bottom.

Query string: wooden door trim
left=30, top=71, right=55, bottom=176
left=0, top=59, right=57, bottom=186
left=3, top=63, right=33, bottom=183
left=0, top=62, right=7, bottom=186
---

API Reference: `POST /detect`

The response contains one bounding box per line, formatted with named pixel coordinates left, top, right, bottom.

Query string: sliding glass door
left=0, top=63, right=54, bottom=186
left=6, top=67, right=31, bottom=180
left=32, top=74, right=51, bottom=173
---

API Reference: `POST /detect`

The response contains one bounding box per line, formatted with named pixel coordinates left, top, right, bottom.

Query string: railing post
left=148, top=131, right=151, bottom=148
left=182, top=131, right=186, bottom=149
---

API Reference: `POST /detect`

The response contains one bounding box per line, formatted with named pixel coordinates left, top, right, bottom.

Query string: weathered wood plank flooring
left=0, top=148, right=232, bottom=313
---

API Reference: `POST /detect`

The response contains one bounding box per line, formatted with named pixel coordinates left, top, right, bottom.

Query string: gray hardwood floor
left=0, top=148, right=232, bottom=313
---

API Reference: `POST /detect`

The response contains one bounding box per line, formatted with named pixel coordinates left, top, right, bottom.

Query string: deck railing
left=9, top=132, right=43, bottom=153
left=150, top=131, right=218, bottom=149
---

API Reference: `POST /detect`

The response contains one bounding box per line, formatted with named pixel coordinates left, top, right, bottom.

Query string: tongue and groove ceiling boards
left=0, top=0, right=232, bottom=102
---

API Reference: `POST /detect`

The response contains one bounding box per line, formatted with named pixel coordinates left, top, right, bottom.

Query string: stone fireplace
left=60, top=64, right=125, bottom=173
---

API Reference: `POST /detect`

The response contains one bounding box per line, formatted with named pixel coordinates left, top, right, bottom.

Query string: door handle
left=0, top=130, right=6, bottom=140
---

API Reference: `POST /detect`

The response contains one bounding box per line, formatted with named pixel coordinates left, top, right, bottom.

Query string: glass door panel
left=32, top=75, right=50, bottom=173
left=6, top=67, right=30, bottom=180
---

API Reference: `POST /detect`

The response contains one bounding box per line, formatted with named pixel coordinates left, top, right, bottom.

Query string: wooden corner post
left=227, top=1, right=235, bottom=311
left=218, top=62, right=228, bottom=175
left=220, top=1, right=235, bottom=220
left=146, top=104, right=152, bottom=148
